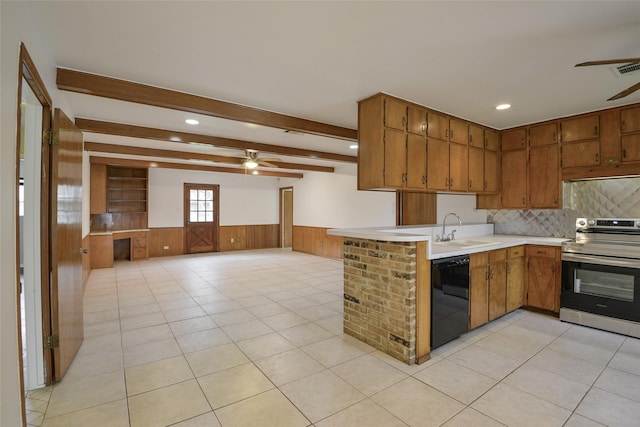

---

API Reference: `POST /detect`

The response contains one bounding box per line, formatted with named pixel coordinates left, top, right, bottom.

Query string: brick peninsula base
left=342, top=238, right=430, bottom=364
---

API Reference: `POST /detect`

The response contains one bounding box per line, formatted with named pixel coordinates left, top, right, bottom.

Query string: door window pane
left=188, top=187, right=216, bottom=223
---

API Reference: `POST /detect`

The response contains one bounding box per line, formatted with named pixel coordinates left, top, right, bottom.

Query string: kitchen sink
left=432, top=239, right=499, bottom=249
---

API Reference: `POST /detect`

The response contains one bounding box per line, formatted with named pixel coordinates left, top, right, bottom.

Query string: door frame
left=15, top=43, right=53, bottom=425
left=279, top=187, right=293, bottom=248
left=183, top=183, right=220, bottom=253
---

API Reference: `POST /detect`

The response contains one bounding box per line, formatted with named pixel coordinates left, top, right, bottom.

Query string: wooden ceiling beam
left=84, top=141, right=334, bottom=173
left=76, top=118, right=356, bottom=163
left=57, top=68, right=357, bottom=141
left=89, top=156, right=303, bottom=179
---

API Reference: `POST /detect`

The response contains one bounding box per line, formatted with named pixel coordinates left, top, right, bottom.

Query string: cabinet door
left=484, top=150, right=499, bottom=193
left=90, top=163, right=107, bottom=214
left=427, top=112, right=449, bottom=141
left=427, top=139, right=450, bottom=191
left=561, top=140, right=600, bottom=168
left=406, top=134, right=427, bottom=189
left=529, top=123, right=558, bottom=147
left=529, top=144, right=560, bottom=208
left=488, top=262, right=507, bottom=321
left=384, top=129, right=406, bottom=188
left=506, top=256, right=525, bottom=312
left=469, top=125, right=484, bottom=148
left=449, top=143, right=468, bottom=192
left=502, top=128, right=527, bottom=151
left=449, top=118, right=469, bottom=145
left=485, top=129, right=500, bottom=151
left=470, top=266, right=489, bottom=329
left=560, top=114, right=599, bottom=143
left=468, top=146, right=484, bottom=192
left=622, top=134, right=640, bottom=163
left=527, top=257, right=557, bottom=312
left=407, top=105, right=427, bottom=136
left=384, top=97, right=407, bottom=131
left=501, top=150, right=527, bottom=208
left=621, top=106, right=640, bottom=134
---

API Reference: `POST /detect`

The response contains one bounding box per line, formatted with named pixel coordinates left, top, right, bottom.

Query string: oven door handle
left=562, top=252, right=640, bottom=269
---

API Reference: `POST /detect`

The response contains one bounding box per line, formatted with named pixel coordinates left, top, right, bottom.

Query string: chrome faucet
left=437, top=212, right=462, bottom=242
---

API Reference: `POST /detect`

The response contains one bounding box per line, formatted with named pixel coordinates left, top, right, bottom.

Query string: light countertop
left=89, top=229, right=150, bottom=236
left=327, top=224, right=570, bottom=260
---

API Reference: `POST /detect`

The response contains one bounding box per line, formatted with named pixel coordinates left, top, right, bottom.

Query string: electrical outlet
left=163, top=245, right=169, bottom=250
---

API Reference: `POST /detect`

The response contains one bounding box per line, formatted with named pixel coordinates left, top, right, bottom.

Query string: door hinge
left=43, top=130, right=57, bottom=145
left=46, top=334, right=59, bottom=349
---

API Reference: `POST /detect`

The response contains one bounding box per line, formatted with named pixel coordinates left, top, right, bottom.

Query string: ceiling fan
left=575, top=57, right=640, bottom=101
left=241, top=149, right=280, bottom=170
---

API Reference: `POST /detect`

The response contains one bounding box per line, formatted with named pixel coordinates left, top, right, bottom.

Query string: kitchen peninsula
left=327, top=224, right=567, bottom=365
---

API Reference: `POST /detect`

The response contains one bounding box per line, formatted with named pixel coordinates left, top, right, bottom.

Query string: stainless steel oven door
left=561, top=253, right=640, bottom=322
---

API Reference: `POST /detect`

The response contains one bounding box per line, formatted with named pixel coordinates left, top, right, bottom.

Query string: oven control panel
left=576, top=218, right=640, bottom=231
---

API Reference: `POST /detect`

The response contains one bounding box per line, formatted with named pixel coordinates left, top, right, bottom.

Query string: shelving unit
left=107, top=166, right=148, bottom=213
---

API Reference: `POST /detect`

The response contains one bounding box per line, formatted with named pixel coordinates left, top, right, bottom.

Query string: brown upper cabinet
left=427, top=111, right=449, bottom=141
left=90, top=163, right=108, bottom=214
left=469, top=125, right=484, bottom=148
left=560, top=114, right=599, bottom=143
left=529, top=122, right=558, bottom=147
left=622, top=134, right=640, bottom=163
left=485, top=129, right=500, bottom=151
left=501, top=128, right=527, bottom=151
left=448, top=118, right=469, bottom=145
left=621, top=106, right=640, bottom=134
left=384, top=97, right=407, bottom=131
left=407, top=105, right=427, bottom=136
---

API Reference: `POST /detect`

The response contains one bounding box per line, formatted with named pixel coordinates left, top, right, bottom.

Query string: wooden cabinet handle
left=521, top=138, right=525, bottom=145
left=484, top=180, right=488, bottom=190
left=469, top=179, right=472, bottom=189
left=450, top=129, right=454, bottom=139
left=596, top=153, right=599, bottom=163
left=446, top=129, right=449, bottom=138
left=422, top=176, right=426, bottom=184
left=553, top=132, right=556, bottom=141
left=623, top=149, right=627, bottom=159
left=594, top=125, right=598, bottom=136
left=622, top=121, right=626, bottom=131
left=469, top=134, right=473, bottom=144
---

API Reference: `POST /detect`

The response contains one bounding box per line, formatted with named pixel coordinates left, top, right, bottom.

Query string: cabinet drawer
left=526, top=245, right=558, bottom=259
left=470, top=252, right=489, bottom=267
left=489, top=249, right=507, bottom=263
left=508, top=245, right=525, bottom=258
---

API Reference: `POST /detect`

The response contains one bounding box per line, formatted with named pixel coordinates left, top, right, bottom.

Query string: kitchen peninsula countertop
left=328, top=224, right=570, bottom=259
left=89, top=229, right=150, bottom=236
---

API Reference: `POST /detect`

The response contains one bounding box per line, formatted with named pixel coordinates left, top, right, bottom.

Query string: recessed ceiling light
left=185, top=118, right=199, bottom=125
left=349, top=144, right=359, bottom=149
left=496, top=104, right=511, bottom=110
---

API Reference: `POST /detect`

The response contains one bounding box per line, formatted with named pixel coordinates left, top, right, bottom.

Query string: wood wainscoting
left=292, top=226, right=343, bottom=259
left=148, top=227, right=185, bottom=257
left=219, top=224, right=279, bottom=252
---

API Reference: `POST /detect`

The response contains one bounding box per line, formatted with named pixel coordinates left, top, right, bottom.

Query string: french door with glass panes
left=184, top=184, right=219, bottom=253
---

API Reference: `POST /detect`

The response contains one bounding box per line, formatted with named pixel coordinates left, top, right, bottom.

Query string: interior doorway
left=280, top=187, right=293, bottom=248
left=15, top=44, right=54, bottom=423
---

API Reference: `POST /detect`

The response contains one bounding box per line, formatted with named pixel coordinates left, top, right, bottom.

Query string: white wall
left=0, top=3, right=74, bottom=425
left=280, top=166, right=397, bottom=228
left=436, top=193, right=487, bottom=225
left=148, top=168, right=281, bottom=227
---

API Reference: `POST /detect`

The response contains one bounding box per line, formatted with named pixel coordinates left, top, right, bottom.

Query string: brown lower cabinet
left=526, top=245, right=561, bottom=312
left=470, top=246, right=525, bottom=330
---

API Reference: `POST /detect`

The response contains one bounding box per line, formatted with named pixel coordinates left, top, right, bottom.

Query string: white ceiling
left=27, top=1, right=640, bottom=172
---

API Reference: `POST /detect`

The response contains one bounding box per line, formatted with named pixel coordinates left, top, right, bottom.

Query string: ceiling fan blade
left=607, top=81, right=640, bottom=101
left=259, top=161, right=279, bottom=168
left=260, top=157, right=282, bottom=162
left=575, top=58, right=640, bottom=67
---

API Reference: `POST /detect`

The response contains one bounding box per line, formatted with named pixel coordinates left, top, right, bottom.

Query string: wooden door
left=427, top=112, right=449, bottom=141
left=501, top=150, right=527, bottom=208
left=384, top=97, right=407, bottom=131
left=281, top=188, right=293, bottom=247
left=506, top=256, right=525, bottom=312
left=527, top=257, right=557, bottom=311
left=448, top=118, right=468, bottom=145
left=529, top=144, right=559, bottom=208
left=184, top=184, right=219, bottom=253
left=529, top=123, right=557, bottom=147
left=484, top=150, right=498, bottom=193
left=448, top=143, right=468, bottom=192
left=406, top=134, right=427, bottom=189
left=621, top=134, right=640, bottom=163
left=502, top=128, right=527, bottom=151
left=485, top=129, right=500, bottom=151
left=384, top=129, right=406, bottom=188
left=468, top=147, right=484, bottom=192
left=427, top=139, right=449, bottom=191
left=407, top=105, right=427, bottom=136
left=468, top=125, right=484, bottom=148
left=50, top=109, right=84, bottom=381
left=560, top=114, right=599, bottom=143
left=488, top=262, right=507, bottom=321
left=470, top=266, right=488, bottom=329
left=561, top=140, right=600, bottom=168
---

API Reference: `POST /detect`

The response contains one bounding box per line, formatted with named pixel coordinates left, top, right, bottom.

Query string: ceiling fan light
left=244, top=160, right=258, bottom=169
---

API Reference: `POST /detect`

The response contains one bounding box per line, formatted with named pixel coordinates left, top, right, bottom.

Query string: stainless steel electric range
left=560, top=218, right=640, bottom=338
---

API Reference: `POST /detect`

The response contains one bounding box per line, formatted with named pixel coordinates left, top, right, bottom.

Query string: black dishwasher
left=431, top=255, right=470, bottom=349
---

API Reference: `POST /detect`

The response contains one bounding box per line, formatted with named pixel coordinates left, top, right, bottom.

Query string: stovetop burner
left=563, top=217, right=640, bottom=260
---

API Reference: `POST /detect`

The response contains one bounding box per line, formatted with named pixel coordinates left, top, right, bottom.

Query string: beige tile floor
left=28, top=248, right=640, bottom=426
